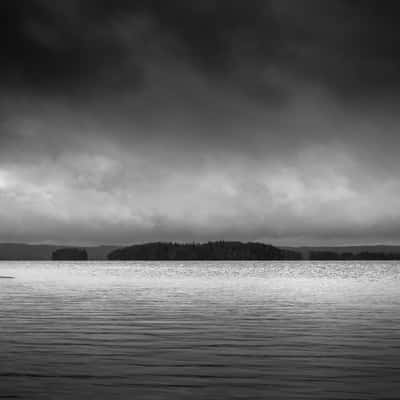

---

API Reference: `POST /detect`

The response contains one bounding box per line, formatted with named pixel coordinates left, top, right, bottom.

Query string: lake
left=1, top=261, right=400, bottom=399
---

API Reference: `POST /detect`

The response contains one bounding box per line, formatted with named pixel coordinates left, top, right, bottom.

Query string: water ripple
left=1, top=261, right=400, bottom=399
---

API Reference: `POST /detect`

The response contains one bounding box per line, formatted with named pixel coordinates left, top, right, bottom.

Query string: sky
left=1, top=0, right=400, bottom=246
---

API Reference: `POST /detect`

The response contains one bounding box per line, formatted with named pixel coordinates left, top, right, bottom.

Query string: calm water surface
left=1, top=261, right=400, bottom=399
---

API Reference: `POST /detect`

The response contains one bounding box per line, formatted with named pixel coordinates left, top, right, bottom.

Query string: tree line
left=107, top=241, right=302, bottom=260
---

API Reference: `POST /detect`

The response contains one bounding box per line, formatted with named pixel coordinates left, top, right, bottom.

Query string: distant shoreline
left=1, top=242, right=400, bottom=261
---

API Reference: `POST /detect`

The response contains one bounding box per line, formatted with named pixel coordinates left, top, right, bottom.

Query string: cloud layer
left=1, top=1, right=400, bottom=245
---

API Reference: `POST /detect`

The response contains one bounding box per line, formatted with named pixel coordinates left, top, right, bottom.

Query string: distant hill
left=0, top=243, right=119, bottom=260
left=108, top=241, right=302, bottom=260
left=284, top=246, right=400, bottom=260
left=0, top=243, right=57, bottom=260
left=86, top=246, right=120, bottom=260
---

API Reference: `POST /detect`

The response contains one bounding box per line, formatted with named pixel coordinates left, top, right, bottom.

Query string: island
left=107, top=241, right=302, bottom=260
left=52, top=247, right=88, bottom=261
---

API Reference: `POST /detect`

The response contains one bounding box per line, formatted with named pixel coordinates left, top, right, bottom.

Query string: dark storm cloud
left=0, top=0, right=142, bottom=95
left=1, top=1, right=400, bottom=245
left=2, top=0, right=400, bottom=99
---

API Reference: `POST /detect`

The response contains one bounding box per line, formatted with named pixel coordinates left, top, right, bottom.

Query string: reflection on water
left=1, top=261, right=400, bottom=399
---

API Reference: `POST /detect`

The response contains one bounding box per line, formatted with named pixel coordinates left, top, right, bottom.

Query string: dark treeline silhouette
left=2, top=242, right=400, bottom=261
left=310, top=251, right=400, bottom=260
left=52, top=248, right=88, bottom=261
left=108, top=241, right=302, bottom=260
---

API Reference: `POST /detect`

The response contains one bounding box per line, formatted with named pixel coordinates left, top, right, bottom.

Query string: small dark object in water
left=0, top=276, right=14, bottom=279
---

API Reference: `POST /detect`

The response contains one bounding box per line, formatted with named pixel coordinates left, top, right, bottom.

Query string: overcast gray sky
left=1, top=0, right=400, bottom=245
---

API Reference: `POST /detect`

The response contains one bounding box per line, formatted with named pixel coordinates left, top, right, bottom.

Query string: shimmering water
left=1, top=261, right=400, bottom=399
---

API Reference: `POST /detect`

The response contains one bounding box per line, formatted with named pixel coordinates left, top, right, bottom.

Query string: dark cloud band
left=1, top=1, right=400, bottom=245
